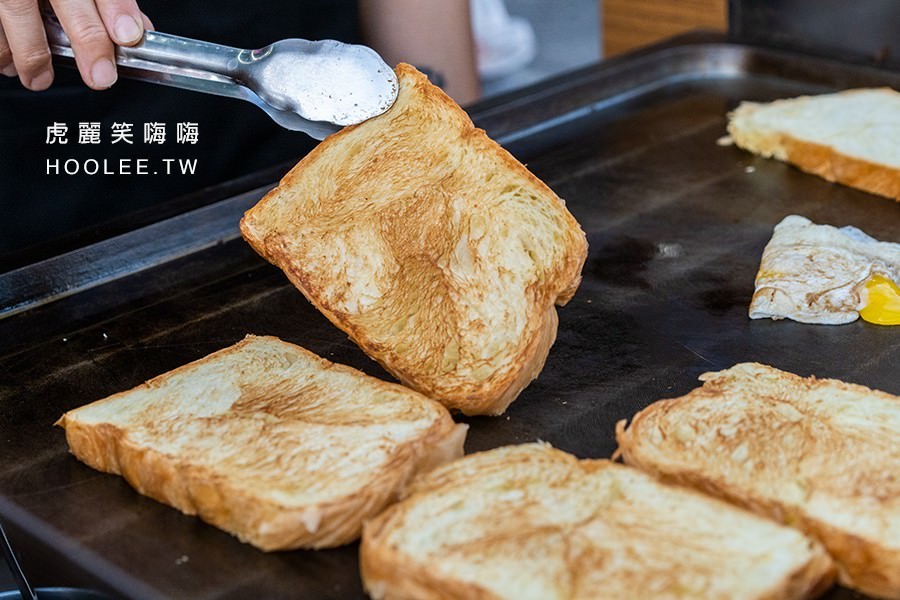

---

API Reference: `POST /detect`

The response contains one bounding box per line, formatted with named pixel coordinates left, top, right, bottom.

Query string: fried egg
left=749, top=215, right=900, bottom=325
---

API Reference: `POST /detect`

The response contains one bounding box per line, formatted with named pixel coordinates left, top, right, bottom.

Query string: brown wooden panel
left=603, top=0, right=727, bottom=57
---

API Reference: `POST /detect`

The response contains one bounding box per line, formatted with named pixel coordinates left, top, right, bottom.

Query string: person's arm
left=359, top=0, right=480, bottom=105
left=0, top=0, right=151, bottom=91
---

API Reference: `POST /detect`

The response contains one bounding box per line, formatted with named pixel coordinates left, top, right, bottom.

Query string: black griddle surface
left=1, top=36, right=895, bottom=599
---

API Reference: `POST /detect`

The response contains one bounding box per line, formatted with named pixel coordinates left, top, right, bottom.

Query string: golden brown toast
left=56, top=335, right=466, bottom=551
left=726, top=88, right=900, bottom=200
left=616, top=363, right=900, bottom=598
left=240, top=64, right=588, bottom=416
left=361, top=443, right=834, bottom=600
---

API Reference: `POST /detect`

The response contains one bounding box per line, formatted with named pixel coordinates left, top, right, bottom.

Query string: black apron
left=0, top=0, right=358, bottom=259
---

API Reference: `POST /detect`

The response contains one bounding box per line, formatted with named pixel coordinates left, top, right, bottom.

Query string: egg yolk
left=859, top=275, right=900, bottom=326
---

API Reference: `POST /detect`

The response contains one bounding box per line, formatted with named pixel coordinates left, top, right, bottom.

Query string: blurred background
left=479, top=0, right=726, bottom=97
left=477, top=0, right=601, bottom=97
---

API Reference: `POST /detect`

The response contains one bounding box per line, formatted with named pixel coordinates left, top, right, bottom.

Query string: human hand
left=0, top=0, right=152, bottom=91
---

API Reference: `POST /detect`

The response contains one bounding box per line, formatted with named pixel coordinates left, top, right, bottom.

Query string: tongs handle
left=1, top=523, right=37, bottom=600
left=42, top=10, right=249, bottom=102
left=44, top=12, right=244, bottom=75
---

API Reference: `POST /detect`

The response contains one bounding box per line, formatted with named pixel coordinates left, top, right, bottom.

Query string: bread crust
left=616, top=363, right=900, bottom=599
left=729, top=123, right=900, bottom=201
left=240, top=64, right=587, bottom=416
left=727, top=90, right=900, bottom=201
left=361, top=443, right=835, bottom=600
left=57, top=335, right=467, bottom=551
left=360, top=529, right=500, bottom=600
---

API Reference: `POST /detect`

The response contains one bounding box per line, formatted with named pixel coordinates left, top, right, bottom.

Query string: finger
left=139, top=11, right=152, bottom=31
left=50, top=0, right=116, bottom=89
left=0, top=0, right=53, bottom=89
left=94, top=0, right=143, bottom=46
left=0, top=24, right=17, bottom=77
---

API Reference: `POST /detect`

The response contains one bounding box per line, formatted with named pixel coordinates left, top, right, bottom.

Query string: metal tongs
left=1, top=521, right=111, bottom=599
left=42, top=11, right=398, bottom=140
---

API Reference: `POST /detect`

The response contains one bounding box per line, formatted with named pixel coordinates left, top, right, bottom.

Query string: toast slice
left=56, top=335, right=466, bottom=551
left=240, top=64, right=588, bottom=416
left=361, top=443, right=834, bottom=600
left=726, top=87, right=900, bottom=200
left=616, top=363, right=900, bottom=598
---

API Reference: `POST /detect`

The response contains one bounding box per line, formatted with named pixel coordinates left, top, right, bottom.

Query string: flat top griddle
left=1, top=34, right=896, bottom=599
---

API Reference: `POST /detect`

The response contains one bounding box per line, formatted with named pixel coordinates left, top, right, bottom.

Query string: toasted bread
left=616, top=363, right=900, bottom=598
left=726, top=88, right=900, bottom=200
left=240, top=64, right=588, bottom=416
left=361, top=443, right=834, bottom=600
left=56, top=335, right=466, bottom=551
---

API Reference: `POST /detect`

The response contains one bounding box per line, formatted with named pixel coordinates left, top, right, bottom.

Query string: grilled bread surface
left=361, top=443, right=834, bottom=600
left=240, top=64, right=588, bottom=416
left=727, top=88, right=900, bottom=200
left=617, top=362, right=900, bottom=598
left=56, top=335, right=466, bottom=551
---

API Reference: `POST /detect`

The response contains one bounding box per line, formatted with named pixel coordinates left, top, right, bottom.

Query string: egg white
left=749, top=215, right=900, bottom=324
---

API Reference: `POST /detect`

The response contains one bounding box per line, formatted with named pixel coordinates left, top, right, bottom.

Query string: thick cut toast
left=240, top=64, right=588, bottom=416
left=56, top=335, right=466, bottom=551
left=616, top=363, right=900, bottom=599
left=361, top=443, right=834, bottom=600
left=727, top=88, right=900, bottom=200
